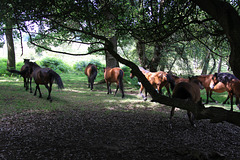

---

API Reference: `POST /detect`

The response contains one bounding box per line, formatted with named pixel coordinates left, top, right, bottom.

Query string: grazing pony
left=170, top=77, right=204, bottom=127
left=30, top=62, right=64, bottom=102
left=130, top=67, right=175, bottom=101
left=210, top=73, right=239, bottom=111
left=7, top=59, right=33, bottom=92
left=84, top=63, right=97, bottom=90
left=104, top=67, right=124, bottom=98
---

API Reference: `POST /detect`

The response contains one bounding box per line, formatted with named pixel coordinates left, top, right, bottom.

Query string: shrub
left=0, top=58, right=8, bottom=76
left=73, top=59, right=104, bottom=72
left=40, top=57, right=71, bottom=73
left=73, top=61, right=88, bottom=72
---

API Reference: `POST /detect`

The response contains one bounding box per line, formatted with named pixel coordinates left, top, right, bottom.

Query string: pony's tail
left=167, top=74, right=175, bottom=90
left=118, top=70, right=124, bottom=98
left=49, top=70, right=64, bottom=89
left=7, top=66, right=29, bottom=76
left=90, top=65, right=97, bottom=81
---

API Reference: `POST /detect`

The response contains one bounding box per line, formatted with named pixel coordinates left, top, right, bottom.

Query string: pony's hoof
left=144, top=98, right=147, bottom=101
left=50, top=99, right=52, bottom=103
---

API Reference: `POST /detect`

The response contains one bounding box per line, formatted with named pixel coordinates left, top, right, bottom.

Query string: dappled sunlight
left=63, top=88, right=86, bottom=93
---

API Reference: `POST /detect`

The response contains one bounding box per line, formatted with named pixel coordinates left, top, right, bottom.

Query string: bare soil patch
left=0, top=109, right=239, bottom=160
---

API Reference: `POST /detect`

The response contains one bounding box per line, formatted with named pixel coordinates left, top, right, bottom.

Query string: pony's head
left=209, top=73, right=220, bottom=89
left=189, top=77, right=204, bottom=90
left=130, top=70, right=135, bottom=79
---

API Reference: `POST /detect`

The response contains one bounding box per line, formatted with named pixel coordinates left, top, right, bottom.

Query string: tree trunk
left=217, top=57, right=222, bottom=73
left=5, top=19, right=15, bottom=69
left=105, top=36, right=119, bottom=68
left=201, top=51, right=210, bottom=75
left=193, top=0, right=240, bottom=79
left=149, top=44, right=161, bottom=72
left=136, top=40, right=148, bottom=68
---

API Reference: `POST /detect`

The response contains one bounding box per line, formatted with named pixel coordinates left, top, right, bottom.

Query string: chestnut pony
left=170, top=77, right=204, bottom=127
left=104, top=67, right=124, bottom=98
left=192, top=74, right=229, bottom=104
left=130, top=67, right=175, bottom=101
left=30, top=62, right=64, bottom=102
left=7, top=59, right=33, bottom=93
left=84, top=63, right=97, bottom=90
left=210, top=73, right=239, bottom=111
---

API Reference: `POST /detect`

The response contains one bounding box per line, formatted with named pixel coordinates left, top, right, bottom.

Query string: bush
left=73, top=61, right=88, bottom=72
left=0, top=58, right=8, bottom=76
left=73, top=59, right=104, bottom=72
left=40, top=57, right=71, bottom=73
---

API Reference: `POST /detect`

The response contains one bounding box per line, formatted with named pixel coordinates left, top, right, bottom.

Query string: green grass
left=0, top=72, right=238, bottom=119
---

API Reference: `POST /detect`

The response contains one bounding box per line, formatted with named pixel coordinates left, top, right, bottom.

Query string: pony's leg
left=236, top=97, right=240, bottom=110
left=109, top=83, right=112, bottom=94
left=209, top=90, right=217, bottom=103
left=187, top=111, right=196, bottom=127
left=90, top=78, right=94, bottom=90
left=114, top=84, right=119, bottom=96
left=24, top=77, right=26, bottom=88
left=38, top=85, right=42, bottom=98
left=169, top=107, right=175, bottom=128
left=88, top=77, right=90, bottom=88
left=139, top=84, right=147, bottom=101
left=34, top=85, right=38, bottom=96
left=29, top=77, right=33, bottom=93
left=165, top=85, right=171, bottom=97
left=222, top=95, right=230, bottom=104
left=45, top=83, right=52, bottom=102
left=106, top=82, right=110, bottom=94
left=34, top=84, right=42, bottom=98
left=229, top=93, right=233, bottom=111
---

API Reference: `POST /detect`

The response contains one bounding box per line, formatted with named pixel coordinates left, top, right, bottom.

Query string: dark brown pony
left=210, top=73, right=239, bottom=111
left=130, top=67, right=175, bottom=101
left=30, top=62, right=64, bottom=102
left=84, top=63, right=97, bottom=90
left=7, top=59, right=33, bottom=93
left=192, top=74, right=228, bottom=104
left=170, top=77, right=204, bottom=127
left=104, top=67, right=124, bottom=98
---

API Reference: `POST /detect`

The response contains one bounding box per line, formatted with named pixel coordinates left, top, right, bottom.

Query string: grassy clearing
left=0, top=72, right=238, bottom=119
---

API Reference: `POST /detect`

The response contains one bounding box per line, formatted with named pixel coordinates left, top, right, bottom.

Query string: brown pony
left=171, top=75, right=189, bottom=84
left=210, top=73, right=239, bottom=111
left=170, top=77, right=204, bottom=127
left=104, top=67, right=124, bottom=98
left=84, top=63, right=97, bottom=90
left=192, top=74, right=228, bottom=104
left=130, top=67, right=175, bottom=101
left=7, top=59, right=33, bottom=93
left=30, top=62, right=64, bottom=102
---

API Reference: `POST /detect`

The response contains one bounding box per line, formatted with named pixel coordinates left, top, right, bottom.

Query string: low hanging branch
left=104, top=39, right=240, bottom=127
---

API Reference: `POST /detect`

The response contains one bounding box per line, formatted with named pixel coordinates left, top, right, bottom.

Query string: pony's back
left=172, top=80, right=201, bottom=103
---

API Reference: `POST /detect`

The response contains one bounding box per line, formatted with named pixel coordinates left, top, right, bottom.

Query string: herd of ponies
left=7, top=59, right=240, bottom=126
